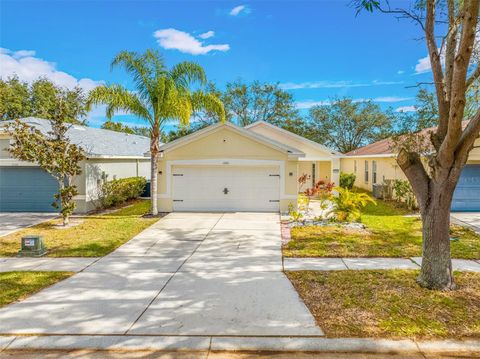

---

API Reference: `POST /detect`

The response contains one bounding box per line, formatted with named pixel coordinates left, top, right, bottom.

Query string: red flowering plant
left=298, top=173, right=311, bottom=192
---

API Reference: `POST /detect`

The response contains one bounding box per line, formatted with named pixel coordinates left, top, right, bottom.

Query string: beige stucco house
left=0, top=117, right=152, bottom=213
left=342, top=134, right=480, bottom=211
left=156, top=121, right=342, bottom=213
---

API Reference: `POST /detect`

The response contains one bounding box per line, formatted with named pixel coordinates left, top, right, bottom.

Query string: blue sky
left=0, top=0, right=434, bottom=130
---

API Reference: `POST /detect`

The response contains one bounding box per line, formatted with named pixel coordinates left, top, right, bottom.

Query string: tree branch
left=425, top=0, right=449, bottom=147
left=396, top=149, right=431, bottom=211
left=466, top=65, right=480, bottom=88
left=438, top=0, right=480, bottom=164
left=444, top=0, right=459, bottom=101
left=455, top=107, right=480, bottom=165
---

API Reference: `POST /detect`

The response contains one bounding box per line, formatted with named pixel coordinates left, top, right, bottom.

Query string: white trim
left=86, top=155, right=151, bottom=160
left=159, top=122, right=305, bottom=158
left=345, top=154, right=397, bottom=158
left=245, top=120, right=342, bottom=156
left=158, top=158, right=297, bottom=202
left=299, top=157, right=335, bottom=162
left=0, top=159, right=39, bottom=167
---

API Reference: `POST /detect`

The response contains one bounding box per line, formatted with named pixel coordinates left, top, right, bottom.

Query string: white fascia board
left=245, top=120, right=342, bottom=156
left=344, top=154, right=397, bottom=158
left=86, top=155, right=151, bottom=160
left=159, top=122, right=305, bottom=157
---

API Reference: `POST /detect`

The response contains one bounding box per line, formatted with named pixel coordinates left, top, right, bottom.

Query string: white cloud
left=280, top=80, right=403, bottom=90
left=415, top=55, right=432, bottom=74
left=295, top=100, right=331, bottom=109
left=397, top=70, right=405, bottom=75
left=415, top=49, right=448, bottom=74
left=153, top=28, right=230, bottom=55
left=230, top=5, right=247, bottom=16
left=0, top=48, right=102, bottom=92
left=372, top=96, right=412, bottom=102
left=198, top=31, right=215, bottom=39
left=395, top=106, right=417, bottom=113
left=296, top=96, right=412, bottom=109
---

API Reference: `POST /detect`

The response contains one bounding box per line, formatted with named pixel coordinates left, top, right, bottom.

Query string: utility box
left=372, top=184, right=385, bottom=199
left=18, top=235, right=47, bottom=257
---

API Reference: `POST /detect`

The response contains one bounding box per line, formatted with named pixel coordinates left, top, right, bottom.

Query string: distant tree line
left=0, top=76, right=88, bottom=124
left=2, top=75, right=478, bottom=153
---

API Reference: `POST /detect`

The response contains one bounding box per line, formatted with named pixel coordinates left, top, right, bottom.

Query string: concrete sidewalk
left=0, top=334, right=478, bottom=355
left=283, top=257, right=480, bottom=271
left=0, top=257, right=99, bottom=272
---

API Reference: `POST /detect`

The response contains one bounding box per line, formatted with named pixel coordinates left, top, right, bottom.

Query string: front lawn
left=283, top=199, right=480, bottom=259
left=0, top=271, right=72, bottom=308
left=287, top=270, right=480, bottom=339
left=0, top=200, right=160, bottom=257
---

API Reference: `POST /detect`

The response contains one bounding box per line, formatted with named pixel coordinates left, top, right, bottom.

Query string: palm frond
left=170, top=62, right=207, bottom=89
left=86, top=84, right=153, bottom=124
left=111, top=50, right=161, bottom=101
left=192, top=91, right=226, bottom=123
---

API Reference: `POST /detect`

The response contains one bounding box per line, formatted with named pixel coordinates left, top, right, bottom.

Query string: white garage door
left=172, top=165, right=280, bottom=212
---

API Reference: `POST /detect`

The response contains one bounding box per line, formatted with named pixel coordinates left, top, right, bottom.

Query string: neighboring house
left=0, top=117, right=152, bottom=213
left=155, top=121, right=341, bottom=213
left=342, top=127, right=480, bottom=211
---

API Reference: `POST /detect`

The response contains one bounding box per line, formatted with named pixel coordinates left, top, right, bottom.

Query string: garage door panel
left=452, top=164, right=480, bottom=212
left=0, top=167, right=59, bottom=212
left=172, top=166, right=280, bottom=212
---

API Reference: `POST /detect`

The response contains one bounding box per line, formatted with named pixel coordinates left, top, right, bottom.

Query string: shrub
left=288, top=202, right=304, bottom=224
left=392, top=179, right=418, bottom=210
left=101, top=177, right=147, bottom=208
left=331, top=187, right=376, bottom=222
left=339, top=172, right=356, bottom=189
left=298, top=193, right=310, bottom=213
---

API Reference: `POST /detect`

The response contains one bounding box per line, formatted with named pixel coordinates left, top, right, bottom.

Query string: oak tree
left=357, top=0, right=480, bottom=289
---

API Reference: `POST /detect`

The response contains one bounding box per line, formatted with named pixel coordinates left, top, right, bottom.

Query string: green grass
left=287, top=270, right=480, bottom=339
left=0, top=271, right=73, bottom=308
left=283, top=199, right=480, bottom=258
left=0, top=200, right=160, bottom=257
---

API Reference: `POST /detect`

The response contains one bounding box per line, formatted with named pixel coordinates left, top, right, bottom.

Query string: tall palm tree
left=87, top=49, right=225, bottom=215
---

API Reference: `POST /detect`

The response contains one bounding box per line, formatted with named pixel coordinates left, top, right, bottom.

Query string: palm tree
left=87, top=49, right=225, bottom=215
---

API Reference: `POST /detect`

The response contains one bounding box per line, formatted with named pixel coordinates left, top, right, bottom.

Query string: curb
left=1, top=335, right=479, bottom=355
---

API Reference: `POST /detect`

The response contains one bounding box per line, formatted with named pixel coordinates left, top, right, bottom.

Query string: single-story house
left=342, top=129, right=480, bottom=211
left=155, top=120, right=342, bottom=213
left=0, top=117, right=152, bottom=213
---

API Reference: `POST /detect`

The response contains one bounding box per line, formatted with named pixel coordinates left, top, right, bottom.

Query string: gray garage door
left=0, top=167, right=59, bottom=212
left=452, top=164, right=480, bottom=212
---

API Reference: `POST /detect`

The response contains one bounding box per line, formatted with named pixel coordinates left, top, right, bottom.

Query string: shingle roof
left=345, top=137, right=395, bottom=156
left=346, top=121, right=470, bottom=156
left=11, top=117, right=154, bottom=158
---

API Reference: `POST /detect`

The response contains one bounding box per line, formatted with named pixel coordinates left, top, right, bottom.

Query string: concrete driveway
left=0, top=212, right=57, bottom=237
left=0, top=212, right=322, bottom=336
left=451, top=212, right=480, bottom=232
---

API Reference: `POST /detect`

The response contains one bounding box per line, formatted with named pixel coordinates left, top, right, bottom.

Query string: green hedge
left=101, top=177, right=147, bottom=208
left=339, top=172, right=356, bottom=189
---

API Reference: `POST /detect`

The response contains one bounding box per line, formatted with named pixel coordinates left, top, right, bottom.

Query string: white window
left=372, top=161, right=377, bottom=184
left=365, top=161, right=369, bottom=183
left=354, top=160, right=357, bottom=173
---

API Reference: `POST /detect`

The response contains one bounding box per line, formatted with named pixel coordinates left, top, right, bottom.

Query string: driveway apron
left=0, top=212, right=322, bottom=336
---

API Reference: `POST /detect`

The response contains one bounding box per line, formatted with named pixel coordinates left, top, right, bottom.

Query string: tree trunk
left=58, top=181, right=69, bottom=226
left=417, top=187, right=455, bottom=290
left=150, top=150, right=158, bottom=215
left=150, top=124, right=160, bottom=216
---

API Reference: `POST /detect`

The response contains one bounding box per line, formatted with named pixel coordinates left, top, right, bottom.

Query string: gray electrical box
left=372, top=184, right=385, bottom=199
left=18, top=235, right=47, bottom=257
